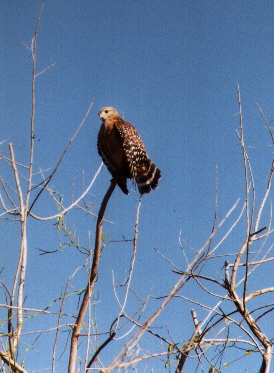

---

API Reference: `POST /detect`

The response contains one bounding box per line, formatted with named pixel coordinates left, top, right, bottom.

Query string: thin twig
left=85, top=332, right=116, bottom=370
left=8, top=144, right=26, bottom=359
left=114, top=197, right=141, bottom=330
left=29, top=162, right=103, bottom=221
left=52, top=281, right=69, bottom=373
left=256, top=102, right=274, bottom=145
left=27, top=99, right=94, bottom=215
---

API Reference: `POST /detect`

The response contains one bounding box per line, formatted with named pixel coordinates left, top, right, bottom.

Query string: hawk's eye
left=105, top=110, right=109, bottom=113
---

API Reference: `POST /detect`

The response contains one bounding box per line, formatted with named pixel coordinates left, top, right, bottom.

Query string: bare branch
left=27, top=99, right=94, bottom=215
left=29, top=162, right=103, bottom=221
left=68, top=180, right=116, bottom=373
left=256, top=102, right=274, bottom=145
left=0, top=350, right=28, bottom=373
left=35, top=62, right=56, bottom=78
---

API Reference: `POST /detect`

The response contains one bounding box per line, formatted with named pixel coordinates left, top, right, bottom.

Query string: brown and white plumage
left=97, top=107, right=161, bottom=195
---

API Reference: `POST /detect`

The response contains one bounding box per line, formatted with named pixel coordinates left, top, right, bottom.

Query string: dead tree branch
left=68, top=180, right=116, bottom=373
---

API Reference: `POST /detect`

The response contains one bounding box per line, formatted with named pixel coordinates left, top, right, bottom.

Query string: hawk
left=97, top=107, right=161, bottom=195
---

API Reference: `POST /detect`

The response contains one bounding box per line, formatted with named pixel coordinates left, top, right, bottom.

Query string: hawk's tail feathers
left=136, top=161, right=161, bottom=195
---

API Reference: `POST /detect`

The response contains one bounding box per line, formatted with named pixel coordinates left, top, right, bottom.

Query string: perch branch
left=68, top=180, right=116, bottom=373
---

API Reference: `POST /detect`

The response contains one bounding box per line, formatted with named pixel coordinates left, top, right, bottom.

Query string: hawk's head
left=98, top=107, right=119, bottom=122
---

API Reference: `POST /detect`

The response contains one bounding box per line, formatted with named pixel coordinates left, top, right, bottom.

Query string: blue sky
left=1, top=1, right=273, bottom=372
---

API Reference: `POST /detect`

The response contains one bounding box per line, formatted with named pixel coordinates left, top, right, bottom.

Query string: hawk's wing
left=114, top=119, right=148, bottom=178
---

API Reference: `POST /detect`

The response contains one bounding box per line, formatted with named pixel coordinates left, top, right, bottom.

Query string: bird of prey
left=98, top=107, right=161, bottom=195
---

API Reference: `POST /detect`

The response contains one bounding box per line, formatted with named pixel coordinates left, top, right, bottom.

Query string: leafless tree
left=1, top=3, right=273, bottom=373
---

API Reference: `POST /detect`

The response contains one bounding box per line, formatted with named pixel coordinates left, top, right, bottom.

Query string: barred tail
left=136, top=160, right=161, bottom=195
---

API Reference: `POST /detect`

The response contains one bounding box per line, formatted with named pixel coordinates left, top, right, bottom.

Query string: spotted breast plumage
left=97, top=107, right=161, bottom=195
